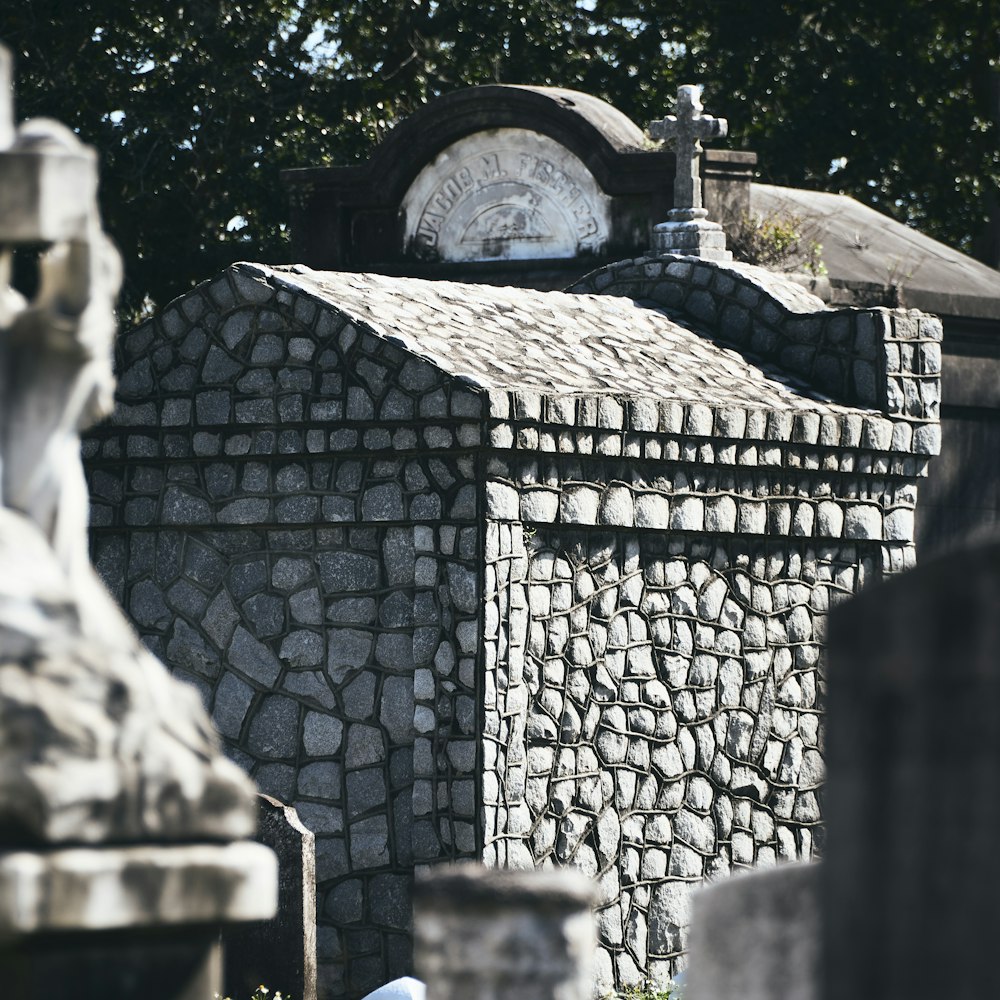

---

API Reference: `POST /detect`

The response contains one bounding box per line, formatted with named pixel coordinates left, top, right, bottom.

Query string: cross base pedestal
left=652, top=209, right=732, bottom=260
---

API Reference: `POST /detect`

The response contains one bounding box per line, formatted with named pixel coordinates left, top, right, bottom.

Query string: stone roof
left=752, top=183, right=1000, bottom=320
left=260, top=263, right=860, bottom=416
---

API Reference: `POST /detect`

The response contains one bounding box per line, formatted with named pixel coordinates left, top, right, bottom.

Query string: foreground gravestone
left=825, top=539, right=1000, bottom=1000
left=414, top=865, right=596, bottom=1000
left=686, top=863, right=820, bottom=1000
left=0, top=43, right=275, bottom=998
left=224, top=795, right=317, bottom=1000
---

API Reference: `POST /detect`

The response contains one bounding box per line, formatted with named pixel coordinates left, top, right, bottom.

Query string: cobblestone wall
left=484, top=520, right=861, bottom=987
left=570, top=255, right=943, bottom=420
left=84, top=259, right=940, bottom=998
left=85, top=267, right=484, bottom=998
left=477, top=399, right=908, bottom=987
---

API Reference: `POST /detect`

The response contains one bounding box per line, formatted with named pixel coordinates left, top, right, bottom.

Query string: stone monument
left=88, top=248, right=941, bottom=993
left=825, top=537, right=1000, bottom=1000
left=414, top=864, right=596, bottom=1000
left=686, top=862, right=820, bottom=1000
left=282, top=84, right=755, bottom=283
left=649, top=85, right=733, bottom=260
left=0, top=43, right=276, bottom=998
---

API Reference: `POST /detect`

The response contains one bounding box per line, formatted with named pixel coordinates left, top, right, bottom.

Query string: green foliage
left=1, top=1, right=995, bottom=320
left=728, top=212, right=827, bottom=276
left=216, top=985, right=288, bottom=1000
left=608, top=980, right=682, bottom=1000
left=3, top=1, right=338, bottom=321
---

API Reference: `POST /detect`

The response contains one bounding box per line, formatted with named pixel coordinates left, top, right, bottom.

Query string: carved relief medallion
left=401, top=128, right=611, bottom=262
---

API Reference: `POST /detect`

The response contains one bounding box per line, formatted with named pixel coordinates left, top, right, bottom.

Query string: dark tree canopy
left=2, top=1, right=997, bottom=320
left=3, top=1, right=337, bottom=318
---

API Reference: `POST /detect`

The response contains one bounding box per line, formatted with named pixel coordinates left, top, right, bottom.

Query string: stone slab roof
left=260, top=263, right=861, bottom=416
left=752, top=183, right=1000, bottom=320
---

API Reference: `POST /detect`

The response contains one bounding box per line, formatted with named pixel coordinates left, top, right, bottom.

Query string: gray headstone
left=825, top=540, right=1000, bottom=1000
left=414, top=865, right=596, bottom=1000
left=686, top=863, right=820, bottom=1000
left=224, top=795, right=318, bottom=1000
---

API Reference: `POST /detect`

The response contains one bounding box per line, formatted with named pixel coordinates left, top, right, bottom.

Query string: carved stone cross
left=649, top=85, right=728, bottom=215
left=647, top=84, right=732, bottom=260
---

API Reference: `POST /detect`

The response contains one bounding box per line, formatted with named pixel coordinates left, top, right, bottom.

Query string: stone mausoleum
left=85, top=245, right=940, bottom=996
left=285, top=83, right=1000, bottom=558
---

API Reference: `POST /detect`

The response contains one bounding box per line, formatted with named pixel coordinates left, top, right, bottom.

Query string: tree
left=667, top=0, right=1000, bottom=268
left=316, top=0, right=999, bottom=267
left=3, top=1, right=340, bottom=320
left=2, top=1, right=996, bottom=323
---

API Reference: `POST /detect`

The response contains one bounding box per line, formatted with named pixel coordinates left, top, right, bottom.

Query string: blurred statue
left=0, top=45, right=256, bottom=845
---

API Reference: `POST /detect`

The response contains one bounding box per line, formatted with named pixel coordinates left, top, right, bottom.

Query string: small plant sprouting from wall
left=728, top=212, right=827, bottom=277
left=609, top=980, right=684, bottom=1000
left=216, top=986, right=288, bottom=1000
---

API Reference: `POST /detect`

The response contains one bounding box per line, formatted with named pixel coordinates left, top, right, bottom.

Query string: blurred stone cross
left=648, top=84, right=732, bottom=259
left=0, top=43, right=96, bottom=251
left=0, top=41, right=276, bottom=1000
left=0, top=41, right=103, bottom=568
